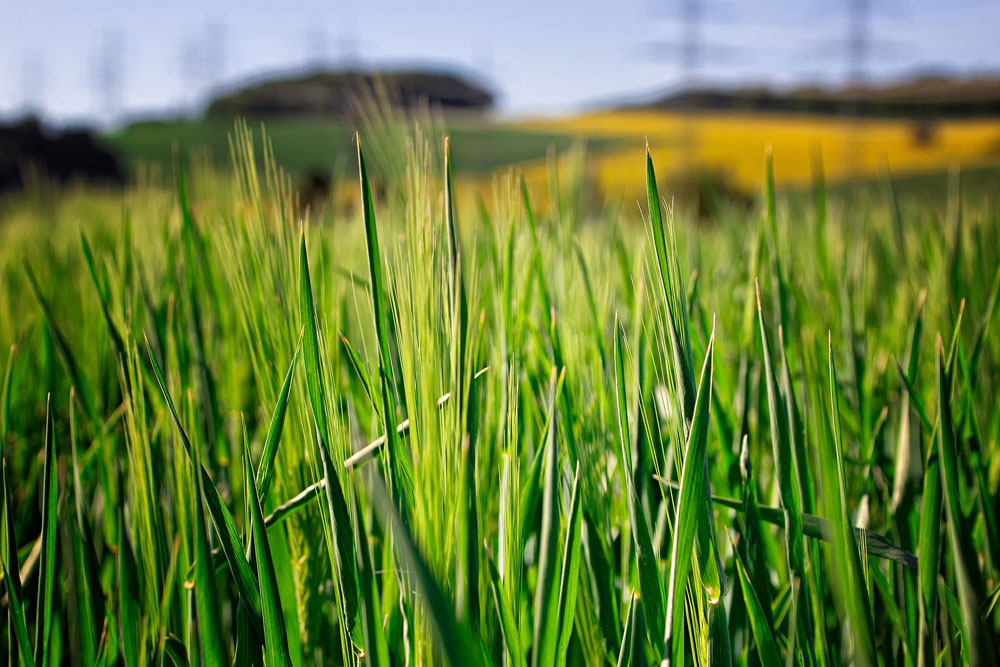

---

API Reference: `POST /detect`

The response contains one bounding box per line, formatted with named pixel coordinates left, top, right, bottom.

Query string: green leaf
left=616, top=594, right=643, bottom=667
left=664, top=323, right=715, bottom=665
left=244, top=429, right=292, bottom=667
left=24, top=261, right=99, bottom=431
left=821, top=334, right=876, bottom=666
left=254, top=338, right=301, bottom=501
left=144, top=336, right=264, bottom=637
left=357, top=134, right=408, bottom=512
left=532, top=368, right=563, bottom=667
left=34, top=395, right=58, bottom=667
left=486, top=543, right=525, bottom=667
left=80, top=232, right=128, bottom=367
left=368, top=473, right=484, bottom=667
left=756, top=281, right=806, bottom=578
left=456, top=437, right=481, bottom=629
left=2, top=345, right=18, bottom=452
left=66, top=399, right=100, bottom=667
left=733, top=545, right=781, bottom=666
left=353, top=496, right=390, bottom=667
left=646, top=148, right=724, bottom=607
left=116, top=511, right=141, bottom=667
left=555, top=463, right=584, bottom=666
left=613, top=315, right=665, bottom=645
left=3, top=457, right=34, bottom=667
left=298, top=230, right=362, bottom=642
left=916, top=447, right=941, bottom=667
left=934, top=338, right=995, bottom=664
left=191, top=421, right=227, bottom=666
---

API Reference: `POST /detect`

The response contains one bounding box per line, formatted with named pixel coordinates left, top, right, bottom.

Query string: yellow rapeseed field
left=515, top=110, right=1000, bottom=199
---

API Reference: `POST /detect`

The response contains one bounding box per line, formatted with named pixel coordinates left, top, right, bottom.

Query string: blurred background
left=3, top=0, right=1000, bottom=206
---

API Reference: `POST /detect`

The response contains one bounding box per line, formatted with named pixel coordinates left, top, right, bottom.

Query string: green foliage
left=0, top=121, right=998, bottom=667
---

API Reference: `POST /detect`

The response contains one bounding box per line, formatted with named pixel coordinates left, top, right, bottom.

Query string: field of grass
left=102, top=116, right=618, bottom=181
left=1, top=117, right=999, bottom=667
left=104, top=110, right=1000, bottom=208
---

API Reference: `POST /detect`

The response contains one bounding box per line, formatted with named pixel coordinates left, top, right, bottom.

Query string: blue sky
left=2, top=0, right=1000, bottom=124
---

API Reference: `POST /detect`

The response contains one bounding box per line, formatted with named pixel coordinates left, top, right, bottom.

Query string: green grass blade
left=0, top=345, right=14, bottom=453
left=80, top=231, right=128, bottom=366
left=357, top=134, right=407, bottom=511
left=614, top=315, right=665, bottom=645
left=0, top=555, right=33, bottom=667
left=254, top=337, right=301, bottom=500
left=755, top=281, right=806, bottom=577
left=916, top=447, right=941, bottom=667
left=244, top=431, right=293, bottom=667
left=733, top=544, right=781, bottom=666
left=66, top=398, right=101, bottom=666
left=735, top=436, right=775, bottom=633
left=532, top=368, right=563, bottom=667
left=934, top=338, right=995, bottom=664
left=297, top=230, right=362, bottom=642
left=3, top=458, right=34, bottom=667
left=368, top=473, right=484, bottom=667
left=822, top=334, right=876, bottom=666
left=116, top=511, right=141, bottom=667
left=353, top=497, right=390, bottom=667
left=456, top=437, right=481, bottom=629
left=143, top=336, right=264, bottom=636
left=646, top=149, right=724, bottom=605
left=34, top=395, right=58, bottom=667
left=192, top=421, right=227, bottom=666
left=664, top=323, right=715, bottom=665
left=339, top=332, right=379, bottom=417
left=616, top=595, right=643, bottom=667
left=23, top=260, right=99, bottom=431
left=555, top=463, right=584, bottom=665
left=485, top=543, right=525, bottom=667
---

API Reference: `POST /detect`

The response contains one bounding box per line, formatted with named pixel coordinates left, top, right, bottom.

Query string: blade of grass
left=664, top=322, right=715, bottom=666
left=298, top=230, right=362, bottom=642
left=192, top=420, right=227, bottom=666
left=485, top=543, right=524, bottom=667
left=555, top=463, right=584, bottom=666
left=934, top=337, right=995, bottom=664
left=3, top=458, right=34, bottom=667
left=357, top=134, right=408, bottom=513
left=34, top=395, right=57, bottom=667
left=353, top=496, right=389, bottom=667
left=733, top=542, right=781, bottom=666
left=614, top=315, right=665, bottom=645
left=822, top=334, right=876, bottom=666
left=144, top=335, right=264, bottom=637
left=532, top=366, right=563, bottom=667
left=617, top=594, right=643, bottom=667
left=244, top=429, right=292, bottom=667
left=253, top=337, right=301, bottom=500
left=368, top=472, right=484, bottom=667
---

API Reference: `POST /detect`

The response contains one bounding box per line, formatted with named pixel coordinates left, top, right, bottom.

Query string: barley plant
left=1, top=119, right=999, bottom=667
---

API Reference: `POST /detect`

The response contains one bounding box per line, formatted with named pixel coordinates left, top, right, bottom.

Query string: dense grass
left=1, top=118, right=999, bottom=667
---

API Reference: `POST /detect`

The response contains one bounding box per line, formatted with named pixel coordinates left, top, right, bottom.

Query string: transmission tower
left=20, top=49, right=45, bottom=117
left=306, top=24, right=329, bottom=69
left=642, top=0, right=741, bottom=172
left=203, top=22, right=227, bottom=93
left=94, top=30, right=125, bottom=126
left=847, top=0, right=871, bottom=86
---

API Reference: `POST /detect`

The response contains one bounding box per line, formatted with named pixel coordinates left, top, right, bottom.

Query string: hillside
left=632, top=74, right=1000, bottom=117
left=206, top=68, right=495, bottom=117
